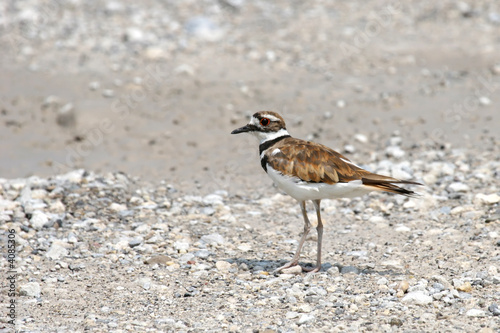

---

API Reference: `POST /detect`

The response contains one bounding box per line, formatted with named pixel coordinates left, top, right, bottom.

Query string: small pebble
left=389, top=318, right=403, bottom=327
left=102, top=89, right=115, bottom=98
left=215, top=261, right=232, bottom=272
left=129, top=237, right=143, bottom=248
left=475, top=193, right=500, bottom=205
left=144, top=255, right=172, bottom=265
left=456, top=281, right=472, bottom=293
left=30, top=210, right=49, bottom=230
left=109, top=203, right=127, bottom=212
left=46, top=243, right=69, bottom=260
left=488, top=304, right=500, bottom=316
left=340, top=266, right=359, bottom=274
left=401, top=292, right=433, bottom=305
left=200, top=233, right=225, bottom=245
left=448, top=182, right=470, bottom=193
left=19, top=282, right=41, bottom=297
left=465, top=309, right=486, bottom=317
left=56, top=103, right=76, bottom=128
left=88, top=81, right=100, bottom=90
left=173, top=241, right=190, bottom=252
left=354, top=133, right=368, bottom=143
left=297, top=314, right=315, bottom=325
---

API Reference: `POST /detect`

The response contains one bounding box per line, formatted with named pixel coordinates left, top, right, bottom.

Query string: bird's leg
left=302, top=200, right=323, bottom=273
left=274, top=201, right=311, bottom=273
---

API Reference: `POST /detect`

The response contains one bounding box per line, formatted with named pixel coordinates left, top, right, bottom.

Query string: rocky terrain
left=1, top=141, right=499, bottom=332
left=1, top=0, right=499, bottom=332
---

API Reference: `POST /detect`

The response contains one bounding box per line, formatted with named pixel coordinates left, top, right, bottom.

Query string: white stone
left=474, top=193, right=500, bottom=205
left=173, top=241, right=190, bottom=252
left=395, top=224, right=411, bottom=232
left=215, top=261, right=232, bottom=272
left=57, top=103, right=76, bottom=127
left=124, top=27, right=145, bottom=43
left=369, top=216, right=385, bottom=224
left=465, top=309, right=487, bottom=317
left=88, top=81, right=100, bottom=90
left=68, top=235, right=78, bottom=244
left=109, top=203, right=127, bottom=212
left=137, top=277, right=152, bottom=290
left=354, top=133, right=368, bottom=143
left=298, top=314, right=315, bottom=325
left=450, top=206, right=466, bottom=215
left=448, top=182, right=470, bottom=193
left=174, top=64, right=195, bottom=76
left=385, top=146, right=405, bottom=158
left=46, top=243, right=68, bottom=260
left=19, top=282, right=41, bottom=297
left=237, top=243, right=251, bottom=252
left=344, top=144, right=356, bottom=153
left=144, top=47, right=167, bottom=60
left=488, top=265, right=498, bottom=276
left=479, top=96, right=491, bottom=106
left=30, top=210, right=49, bottom=230
left=114, top=240, right=130, bottom=251
left=336, top=100, right=346, bottom=108
left=31, top=189, right=48, bottom=199
left=327, top=266, right=340, bottom=276
left=432, top=275, right=453, bottom=290
left=202, top=194, right=224, bottom=206
left=102, top=89, right=114, bottom=98
left=49, top=200, right=66, bottom=213
left=377, top=277, right=389, bottom=285
left=381, top=260, right=402, bottom=270
left=56, top=169, right=84, bottom=183
left=401, top=291, right=433, bottom=305
left=200, top=233, right=225, bottom=245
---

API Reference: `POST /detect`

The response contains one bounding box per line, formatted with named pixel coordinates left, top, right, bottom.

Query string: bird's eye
left=260, top=118, right=270, bottom=126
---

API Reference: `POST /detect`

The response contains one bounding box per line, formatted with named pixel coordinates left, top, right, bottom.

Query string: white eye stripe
left=260, top=114, right=281, bottom=122
left=250, top=115, right=281, bottom=125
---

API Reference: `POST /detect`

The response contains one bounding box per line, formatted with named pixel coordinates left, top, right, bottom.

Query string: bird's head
left=231, top=111, right=289, bottom=143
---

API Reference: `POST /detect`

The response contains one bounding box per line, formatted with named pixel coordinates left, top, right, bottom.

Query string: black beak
left=231, top=124, right=253, bottom=134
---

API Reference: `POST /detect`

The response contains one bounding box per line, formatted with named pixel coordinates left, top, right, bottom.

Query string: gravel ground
left=1, top=0, right=500, bottom=332
left=1, top=141, right=499, bottom=332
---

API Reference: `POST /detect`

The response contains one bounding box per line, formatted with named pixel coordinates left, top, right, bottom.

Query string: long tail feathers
left=362, top=177, right=422, bottom=197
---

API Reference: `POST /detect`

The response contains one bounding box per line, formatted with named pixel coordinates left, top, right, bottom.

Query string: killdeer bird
left=231, top=111, right=421, bottom=273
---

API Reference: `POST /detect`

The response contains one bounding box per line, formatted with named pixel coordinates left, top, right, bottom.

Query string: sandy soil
left=1, top=0, right=498, bottom=194
left=0, top=1, right=499, bottom=332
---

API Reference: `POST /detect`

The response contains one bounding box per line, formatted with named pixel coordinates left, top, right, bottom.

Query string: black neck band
left=259, top=135, right=291, bottom=156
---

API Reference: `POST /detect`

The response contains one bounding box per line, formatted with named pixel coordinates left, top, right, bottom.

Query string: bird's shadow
left=223, top=257, right=404, bottom=276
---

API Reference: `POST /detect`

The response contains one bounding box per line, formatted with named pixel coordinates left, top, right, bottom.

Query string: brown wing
left=266, top=138, right=370, bottom=184
left=265, top=137, right=422, bottom=196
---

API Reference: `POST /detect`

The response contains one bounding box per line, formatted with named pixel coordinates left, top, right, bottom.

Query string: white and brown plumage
left=231, top=111, right=421, bottom=273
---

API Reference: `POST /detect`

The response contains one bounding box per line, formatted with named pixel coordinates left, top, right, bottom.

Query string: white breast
left=266, top=165, right=373, bottom=202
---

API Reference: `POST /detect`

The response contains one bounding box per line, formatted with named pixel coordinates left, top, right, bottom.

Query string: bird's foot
left=301, top=264, right=322, bottom=273
left=272, top=260, right=299, bottom=274
left=274, top=261, right=322, bottom=274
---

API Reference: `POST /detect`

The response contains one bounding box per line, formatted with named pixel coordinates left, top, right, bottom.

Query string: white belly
left=266, top=165, right=373, bottom=202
